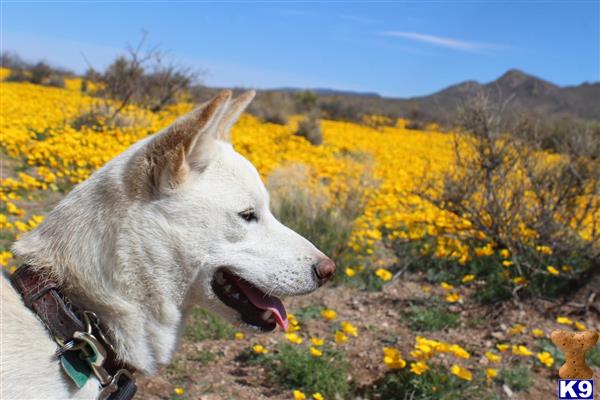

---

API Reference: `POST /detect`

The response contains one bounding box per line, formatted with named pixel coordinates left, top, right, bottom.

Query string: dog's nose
left=314, top=258, right=336, bottom=285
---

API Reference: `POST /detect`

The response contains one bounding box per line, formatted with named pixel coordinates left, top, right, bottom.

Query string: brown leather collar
left=10, top=265, right=137, bottom=400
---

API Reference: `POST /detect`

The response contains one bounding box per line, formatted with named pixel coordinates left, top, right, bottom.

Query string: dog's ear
left=215, top=90, right=255, bottom=142
left=127, top=90, right=232, bottom=196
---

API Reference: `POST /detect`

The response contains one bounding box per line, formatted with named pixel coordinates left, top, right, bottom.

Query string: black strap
left=108, top=375, right=137, bottom=400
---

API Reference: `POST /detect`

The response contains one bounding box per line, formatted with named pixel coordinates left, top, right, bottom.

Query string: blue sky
left=1, top=1, right=598, bottom=97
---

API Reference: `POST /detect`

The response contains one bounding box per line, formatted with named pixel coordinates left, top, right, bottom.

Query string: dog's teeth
left=261, top=310, right=273, bottom=321
left=224, top=284, right=232, bottom=292
left=216, top=272, right=225, bottom=285
left=232, top=292, right=240, bottom=300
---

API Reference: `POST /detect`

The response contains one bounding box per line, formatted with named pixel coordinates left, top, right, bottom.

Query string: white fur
left=1, top=91, right=327, bottom=399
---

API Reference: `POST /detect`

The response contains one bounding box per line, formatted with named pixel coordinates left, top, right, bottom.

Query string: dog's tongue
left=236, top=280, right=288, bottom=331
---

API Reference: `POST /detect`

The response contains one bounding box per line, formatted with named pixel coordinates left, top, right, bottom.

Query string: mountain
left=203, top=69, right=599, bottom=124
left=410, top=69, right=600, bottom=121
left=274, top=87, right=382, bottom=98
left=270, top=69, right=599, bottom=123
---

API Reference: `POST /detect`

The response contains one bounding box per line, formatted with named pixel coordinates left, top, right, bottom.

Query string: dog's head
left=125, top=90, right=335, bottom=332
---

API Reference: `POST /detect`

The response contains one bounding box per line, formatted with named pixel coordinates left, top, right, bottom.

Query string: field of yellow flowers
left=1, top=74, right=599, bottom=399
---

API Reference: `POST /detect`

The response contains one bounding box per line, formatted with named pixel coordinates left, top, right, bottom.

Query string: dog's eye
left=239, top=209, right=258, bottom=222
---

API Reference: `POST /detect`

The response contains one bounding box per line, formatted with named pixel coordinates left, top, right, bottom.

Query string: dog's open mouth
left=212, top=269, right=288, bottom=332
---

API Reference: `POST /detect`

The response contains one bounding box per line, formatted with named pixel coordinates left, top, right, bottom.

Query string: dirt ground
left=136, top=273, right=600, bottom=400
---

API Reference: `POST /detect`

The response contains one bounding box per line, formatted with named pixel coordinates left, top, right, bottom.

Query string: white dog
left=0, top=90, right=335, bottom=400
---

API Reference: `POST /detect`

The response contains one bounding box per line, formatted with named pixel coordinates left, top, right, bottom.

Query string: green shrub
left=266, top=344, right=350, bottom=398
left=536, top=338, right=565, bottom=366
left=293, top=304, right=323, bottom=324
left=166, top=358, right=191, bottom=383
left=402, top=301, right=460, bottom=332
left=587, top=344, right=600, bottom=368
left=499, top=365, right=531, bottom=392
left=541, top=337, right=600, bottom=369
left=184, top=307, right=235, bottom=341
left=190, top=350, right=218, bottom=365
left=366, top=368, right=491, bottom=400
left=356, top=270, right=386, bottom=291
left=398, top=94, right=600, bottom=303
left=387, top=231, right=594, bottom=303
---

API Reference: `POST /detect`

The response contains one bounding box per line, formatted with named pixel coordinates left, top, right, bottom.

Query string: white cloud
left=382, top=31, right=504, bottom=52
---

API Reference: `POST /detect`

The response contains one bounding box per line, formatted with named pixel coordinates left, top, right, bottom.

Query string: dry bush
left=71, top=102, right=147, bottom=130
left=318, top=97, right=364, bottom=123
left=2, top=53, right=68, bottom=88
left=515, top=113, right=600, bottom=157
left=268, top=163, right=372, bottom=267
left=405, top=94, right=599, bottom=299
left=294, top=90, right=318, bottom=113
left=247, top=91, right=296, bottom=124
left=294, top=111, right=323, bottom=145
left=85, top=32, right=199, bottom=123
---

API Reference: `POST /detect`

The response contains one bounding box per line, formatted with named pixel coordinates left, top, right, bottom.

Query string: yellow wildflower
left=0, top=251, right=13, bottom=267
left=531, top=329, right=544, bottom=337
left=547, top=266, right=559, bottom=276
left=462, top=274, right=475, bottom=283
left=536, top=245, right=553, bottom=255
left=252, top=344, right=268, bottom=354
left=375, top=268, right=392, bottom=281
left=556, top=316, right=574, bottom=325
left=234, top=332, right=245, bottom=340
left=496, top=344, right=509, bottom=352
left=499, top=249, right=510, bottom=258
left=310, top=337, right=325, bottom=346
left=446, top=293, right=461, bottom=303
left=450, top=364, right=472, bottom=381
left=383, top=347, right=406, bottom=369
left=345, top=267, right=356, bottom=277
left=285, top=333, right=303, bottom=345
left=293, top=390, right=306, bottom=400
left=320, top=309, right=337, bottom=321
left=309, top=347, right=323, bottom=357
left=502, top=260, right=514, bottom=267
left=512, top=345, right=533, bottom=356
left=440, top=282, right=454, bottom=291
left=536, top=352, right=554, bottom=368
left=485, top=351, right=501, bottom=363
left=575, top=321, right=587, bottom=331
left=475, top=244, right=494, bottom=257
left=174, top=387, right=185, bottom=395
left=449, top=344, right=470, bottom=359
left=288, top=314, right=301, bottom=332
left=334, top=331, right=348, bottom=344
left=409, top=361, right=429, bottom=375
left=486, top=368, right=498, bottom=380
left=508, top=324, right=526, bottom=335
left=312, top=393, right=324, bottom=400
left=512, top=276, right=526, bottom=285
left=414, top=343, right=433, bottom=356
left=341, top=321, right=358, bottom=337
